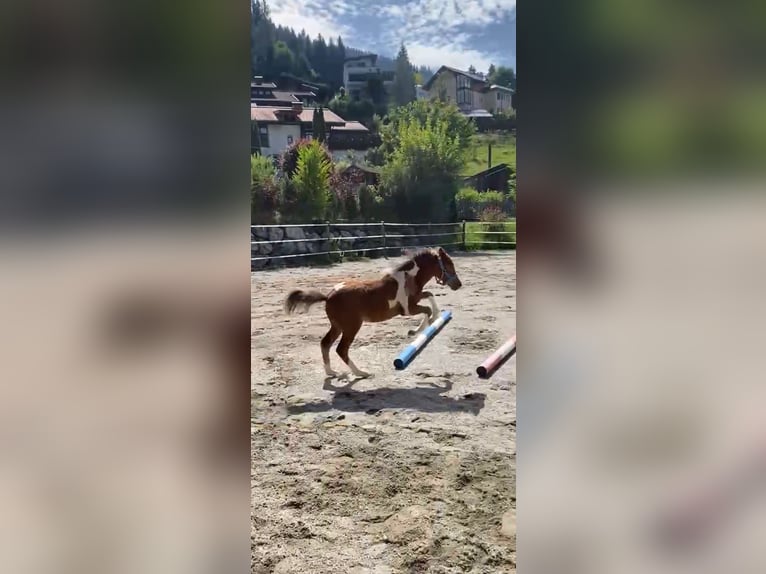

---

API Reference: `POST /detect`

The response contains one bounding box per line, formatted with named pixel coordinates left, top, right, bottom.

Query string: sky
left=267, top=0, right=516, bottom=74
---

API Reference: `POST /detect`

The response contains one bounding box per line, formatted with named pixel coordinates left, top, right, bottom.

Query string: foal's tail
left=284, top=289, right=328, bottom=315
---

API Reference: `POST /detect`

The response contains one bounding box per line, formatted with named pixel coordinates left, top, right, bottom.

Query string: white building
left=342, top=54, right=395, bottom=101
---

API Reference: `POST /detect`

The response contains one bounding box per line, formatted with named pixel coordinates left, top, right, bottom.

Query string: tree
left=468, top=65, right=477, bottom=74
left=250, top=4, right=348, bottom=93
left=251, top=120, right=262, bottom=154
left=393, top=43, right=417, bottom=106
left=251, top=154, right=279, bottom=223
left=378, top=116, right=465, bottom=222
left=374, top=99, right=476, bottom=162
left=366, top=77, right=386, bottom=105
left=272, top=41, right=295, bottom=74
left=293, top=140, right=333, bottom=221
left=488, top=65, right=515, bottom=90
left=312, top=106, right=327, bottom=143
left=487, top=63, right=496, bottom=78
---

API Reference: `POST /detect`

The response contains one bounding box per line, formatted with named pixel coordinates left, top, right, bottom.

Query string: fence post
left=427, top=222, right=432, bottom=247
left=381, top=220, right=387, bottom=258
left=462, top=220, right=466, bottom=251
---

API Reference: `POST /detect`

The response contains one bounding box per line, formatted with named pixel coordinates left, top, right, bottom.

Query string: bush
left=292, top=139, right=332, bottom=221
left=479, top=207, right=514, bottom=246
left=479, top=205, right=508, bottom=222
left=455, top=187, right=508, bottom=220
left=279, top=138, right=332, bottom=178
left=359, top=185, right=383, bottom=221
left=251, top=154, right=280, bottom=223
left=378, top=117, right=465, bottom=222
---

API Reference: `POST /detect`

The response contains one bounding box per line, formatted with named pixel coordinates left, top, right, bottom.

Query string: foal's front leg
left=407, top=291, right=440, bottom=336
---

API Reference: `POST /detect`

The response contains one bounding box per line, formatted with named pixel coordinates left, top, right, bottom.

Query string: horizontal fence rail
left=251, top=221, right=515, bottom=268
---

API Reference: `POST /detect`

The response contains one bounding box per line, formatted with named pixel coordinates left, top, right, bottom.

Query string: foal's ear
left=437, top=246, right=446, bottom=256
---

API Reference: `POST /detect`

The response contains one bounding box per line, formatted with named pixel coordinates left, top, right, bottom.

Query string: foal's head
left=431, top=247, right=462, bottom=290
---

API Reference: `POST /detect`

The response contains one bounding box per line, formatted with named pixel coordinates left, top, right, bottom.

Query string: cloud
left=380, top=0, right=515, bottom=70
left=268, top=0, right=351, bottom=41
left=380, top=0, right=516, bottom=32
left=407, top=43, right=494, bottom=73
left=264, top=0, right=515, bottom=71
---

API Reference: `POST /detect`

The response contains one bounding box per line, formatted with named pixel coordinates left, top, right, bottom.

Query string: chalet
left=422, top=66, right=515, bottom=116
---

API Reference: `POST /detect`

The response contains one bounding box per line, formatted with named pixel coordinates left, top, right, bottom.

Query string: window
left=259, top=126, right=269, bottom=148
left=287, top=135, right=293, bottom=145
left=456, top=74, right=472, bottom=106
left=497, top=92, right=501, bottom=101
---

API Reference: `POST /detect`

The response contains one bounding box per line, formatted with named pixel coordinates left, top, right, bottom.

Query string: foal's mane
left=394, top=248, right=437, bottom=272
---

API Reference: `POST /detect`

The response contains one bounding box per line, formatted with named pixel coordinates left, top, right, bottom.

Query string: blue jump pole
left=393, top=310, right=453, bottom=370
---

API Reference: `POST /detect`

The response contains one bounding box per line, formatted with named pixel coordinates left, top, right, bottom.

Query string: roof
left=344, top=53, right=378, bottom=64
left=329, top=121, right=369, bottom=132
left=298, top=108, right=345, bottom=124
left=423, top=65, right=488, bottom=90
left=251, top=80, right=277, bottom=89
left=250, top=106, right=347, bottom=125
left=487, top=84, right=514, bottom=93
left=462, top=109, right=493, bottom=118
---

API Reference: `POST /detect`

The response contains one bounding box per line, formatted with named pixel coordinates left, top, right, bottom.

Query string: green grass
left=464, top=219, right=516, bottom=250
left=461, top=133, right=516, bottom=177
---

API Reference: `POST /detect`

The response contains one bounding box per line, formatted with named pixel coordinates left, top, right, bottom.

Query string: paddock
left=251, top=251, right=516, bottom=573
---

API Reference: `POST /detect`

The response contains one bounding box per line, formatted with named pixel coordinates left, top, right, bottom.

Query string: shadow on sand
left=286, top=378, right=486, bottom=416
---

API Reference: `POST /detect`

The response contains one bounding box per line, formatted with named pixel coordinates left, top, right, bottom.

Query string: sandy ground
left=252, top=252, right=516, bottom=574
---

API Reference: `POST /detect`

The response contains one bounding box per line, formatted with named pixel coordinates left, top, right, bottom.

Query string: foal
left=284, top=247, right=462, bottom=377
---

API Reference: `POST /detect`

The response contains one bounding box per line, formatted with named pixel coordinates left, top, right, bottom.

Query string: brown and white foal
left=284, top=247, right=462, bottom=377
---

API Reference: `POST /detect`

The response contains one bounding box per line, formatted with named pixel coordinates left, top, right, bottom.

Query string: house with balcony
left=251, top=76, right=317, bottom=107
left=422, top=66, right=515, bottom=117
left=251, top=102, right=378, bottom=159
left=342, top=54, right=395, bottom=101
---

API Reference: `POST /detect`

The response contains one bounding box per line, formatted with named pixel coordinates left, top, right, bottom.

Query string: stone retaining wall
left=251, top=223, right=463, bottom=270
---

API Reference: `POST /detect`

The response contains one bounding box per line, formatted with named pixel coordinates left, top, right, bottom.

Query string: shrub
left=279, top=138, right=332, bottom=178
left=378, top=117, right=465, bottom=222
left=479, top=205, right=508, bottom=222
left=292, top=139, right=333, bottom=221
left=455, top=187, right=508, bottom=220
left=359, top=185, right=383, bottom=221
left=251, top=154, right=280, bottom=223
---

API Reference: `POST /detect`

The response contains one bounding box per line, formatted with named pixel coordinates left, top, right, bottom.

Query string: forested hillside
left=251, top=0, right=434, bottom=99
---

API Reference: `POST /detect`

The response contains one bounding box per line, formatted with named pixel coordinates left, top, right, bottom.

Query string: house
left=485, top=85, right=514, bottom=114
left=251, top=76, right=317, bottom=107
left=343, top=54, right=395, bottom=101
left=421, top=66, right=515, bottom=116
left=337, top=164, right=381, bottom=186
left=415, top=84, right=429, bottom=100
left=251, top=102, right=375, bottom=158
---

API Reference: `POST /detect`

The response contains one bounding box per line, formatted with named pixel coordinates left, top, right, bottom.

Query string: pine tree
left=251, top=120, right=262, bottom=154
left=318, top=107, right=327, bottom=143
left=312, top=107, right=321, bottom=141
left=393, top=43, right=416, bottom=106
left=312, top=106, right=327, bottom=142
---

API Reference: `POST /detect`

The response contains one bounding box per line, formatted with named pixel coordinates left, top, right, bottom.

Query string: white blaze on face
left=387, top=263, right=419, bottom=314
left=333, top=282, right=345, bottom=292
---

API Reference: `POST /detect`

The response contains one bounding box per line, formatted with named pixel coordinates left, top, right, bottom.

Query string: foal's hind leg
left=336, top=321, right=370, bottom=378
left=320, top=323, right=342, bottom=376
